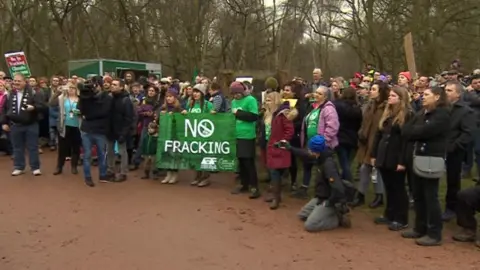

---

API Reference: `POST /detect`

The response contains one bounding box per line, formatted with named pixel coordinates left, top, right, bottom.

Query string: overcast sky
left=264, top=0, right=284, bottom=6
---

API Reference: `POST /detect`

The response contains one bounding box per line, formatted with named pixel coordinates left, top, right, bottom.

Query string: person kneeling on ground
left=278, top=135, right=352, bottom=232
left=452, top=183, right=480, bottom=247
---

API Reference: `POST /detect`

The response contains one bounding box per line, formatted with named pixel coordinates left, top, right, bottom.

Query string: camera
left=273, top=141, right=288, bottom=148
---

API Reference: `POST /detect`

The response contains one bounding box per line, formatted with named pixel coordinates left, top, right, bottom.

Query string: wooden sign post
left=403, top=32, right=417, bottom=80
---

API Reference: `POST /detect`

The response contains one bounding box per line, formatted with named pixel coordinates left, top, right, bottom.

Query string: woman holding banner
left=182, top=83, right=213, bottom=187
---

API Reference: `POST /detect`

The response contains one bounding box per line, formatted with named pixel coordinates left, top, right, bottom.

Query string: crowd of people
left=0, top=65, right=480, bottom=248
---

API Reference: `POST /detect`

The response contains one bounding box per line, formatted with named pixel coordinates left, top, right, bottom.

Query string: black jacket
left=109, top=90, right=134, bottom=141
left=290, top=147, right=346, bottom=204
left=402, top=107, right=450, bottom=158
left=1, top=86, right=46, bottom=125
left=372, top=113, right=413, bottom=170
left=332, top=99, right=362, bottom=148
left=292, top=99, right=307, bottom=147
left=78, top=90, right=113, bottom=135
left=462, top=90, right=480, bottom=127
left=447, top=101, right=474, bottom=153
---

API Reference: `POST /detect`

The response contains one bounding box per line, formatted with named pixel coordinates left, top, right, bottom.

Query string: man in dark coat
left=77, top=78, right=113, bottom=187
left=442, top=81, right=475, bottom=221
left=105, top=79, right=134, bottom=182
left=1, top=73, right=46, bottom=176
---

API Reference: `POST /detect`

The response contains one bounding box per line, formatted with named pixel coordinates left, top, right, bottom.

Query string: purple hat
left=230, top=81, right=245, bottom=94
left=167, top=87, right=179, bottom=97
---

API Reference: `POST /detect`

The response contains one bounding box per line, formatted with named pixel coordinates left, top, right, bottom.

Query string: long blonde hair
left=65, top=82, right=80, bottom=97
left=379, top=86, right=411, bottom=129
left=263, top=91, right=282, bottom=125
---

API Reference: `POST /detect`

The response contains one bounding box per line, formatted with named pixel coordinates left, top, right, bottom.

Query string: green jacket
left=141, top=134, right=158, bottom=156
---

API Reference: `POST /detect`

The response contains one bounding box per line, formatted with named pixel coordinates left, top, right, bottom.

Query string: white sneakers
left=161, top=172, right=178, bottom=184
left=11, top=169, right=42, bottom=176
left=11, top=170, right=24, bottom=176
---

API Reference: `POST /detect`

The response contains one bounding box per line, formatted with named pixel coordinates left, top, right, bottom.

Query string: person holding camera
left=77, top=77, right=113, bottom=187
left=105, top=79, right=134, bottom=183
left=1, top=73, right=46, bottom=176
left=280, top=135, right=352, bottom=232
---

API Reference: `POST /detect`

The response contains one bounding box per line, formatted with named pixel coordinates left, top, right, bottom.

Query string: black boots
left=369, top=194, right=384, bottom=209
left=53, top=168, right=62, bottom=175
left=349, top=192, right=365, bottom=208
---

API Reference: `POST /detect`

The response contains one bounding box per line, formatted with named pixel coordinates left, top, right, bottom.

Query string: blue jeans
left=269, top=168, right=286, bottom=183
left=81, top=132, right=107, bottom=180
left=10, top=123, right=40, bottom=170
left=49, top=126, right=57, bottom=147
left=133, top=127, right=147, bottom=165
left=336, top=145, right=355, bottom=182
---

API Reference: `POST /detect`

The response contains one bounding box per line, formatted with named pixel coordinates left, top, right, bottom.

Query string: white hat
left=193, top=83, right=207, bottom=95
left=160, top=77, right=171, bottom=84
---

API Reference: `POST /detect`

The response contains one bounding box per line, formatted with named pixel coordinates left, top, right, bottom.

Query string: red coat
left=266, top=107, right=298, bottom=169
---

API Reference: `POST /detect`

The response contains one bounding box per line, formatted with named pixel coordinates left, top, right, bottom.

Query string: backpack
left=218, top=93, right=231, bottom=113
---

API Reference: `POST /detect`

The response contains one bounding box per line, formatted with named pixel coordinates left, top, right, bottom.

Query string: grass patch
left=256, top=153, right=479, bottom=229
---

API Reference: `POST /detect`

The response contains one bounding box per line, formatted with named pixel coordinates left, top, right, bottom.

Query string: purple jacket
left=137, top=103, right=155, bottom=127
left=300, top=101, right=339, bottom=149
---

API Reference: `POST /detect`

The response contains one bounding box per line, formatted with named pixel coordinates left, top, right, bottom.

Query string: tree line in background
left=0, top=0, right=479, bottom=80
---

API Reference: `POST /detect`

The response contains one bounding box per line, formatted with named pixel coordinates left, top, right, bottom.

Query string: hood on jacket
left=274, top=101, right=299, bottom=121
left=321, top=100, right=335, bottom=110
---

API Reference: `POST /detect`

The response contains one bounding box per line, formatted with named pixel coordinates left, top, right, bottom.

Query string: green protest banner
left=156, top=113, right=237, bottom=171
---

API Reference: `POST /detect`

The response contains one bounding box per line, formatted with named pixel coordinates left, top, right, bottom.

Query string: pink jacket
left=0, top=92, right=7, bottom=113
left=301, top=101, right=339, bottom=149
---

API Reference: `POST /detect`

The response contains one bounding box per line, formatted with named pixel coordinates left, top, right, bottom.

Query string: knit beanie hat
left=398, top=71, right=411, bottom=82
left=103, top=76, right=113, bottom=84
left=230, top=81, right=245, bottom=94
left=167, top=87, right=179, bottom=97
left=193, top=83, right=207, bottom=95
left=264, top=77, right=278, bottom=90
left=308, top=135, right=327, bottom=153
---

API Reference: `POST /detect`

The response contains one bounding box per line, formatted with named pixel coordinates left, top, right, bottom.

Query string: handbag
left=412, top=143, right=446, bottom=179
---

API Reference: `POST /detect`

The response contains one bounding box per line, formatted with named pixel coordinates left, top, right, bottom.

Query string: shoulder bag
left=412, top=143, right=446, bottom=179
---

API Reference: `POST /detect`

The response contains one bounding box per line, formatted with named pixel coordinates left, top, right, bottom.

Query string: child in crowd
left=182, top=83, right=213, bottom=187
left=159, top=87, right=183, bottom=184
left=141, top=116, right=159, bottom=180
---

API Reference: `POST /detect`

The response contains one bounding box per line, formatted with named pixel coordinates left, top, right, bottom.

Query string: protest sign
left=156, top=113, right=237, bottom=171
left=4, top=51, right=31, bottom=77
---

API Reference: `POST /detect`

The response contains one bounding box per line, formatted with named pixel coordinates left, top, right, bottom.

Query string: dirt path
left=0, top=153, right=479, bottom=270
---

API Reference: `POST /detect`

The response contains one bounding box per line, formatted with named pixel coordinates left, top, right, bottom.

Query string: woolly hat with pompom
left=264, top=77, right=278, bottom=90
left=230, top=81, right=245, bottom=94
